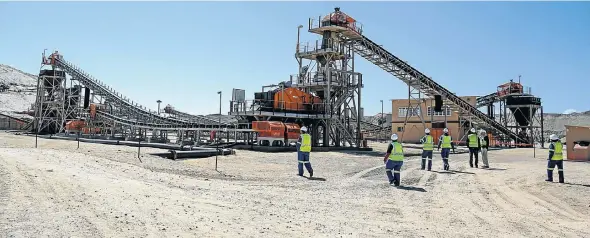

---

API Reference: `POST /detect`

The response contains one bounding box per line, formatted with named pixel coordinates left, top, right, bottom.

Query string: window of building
left=397, top=127, right=404, bottom=132
left=398, top=107, right=421, bottom=117
left=427, top=106, right=452, bottom=116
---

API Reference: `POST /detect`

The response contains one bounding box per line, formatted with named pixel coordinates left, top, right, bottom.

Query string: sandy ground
left=0, top=132, right=589, bottom=238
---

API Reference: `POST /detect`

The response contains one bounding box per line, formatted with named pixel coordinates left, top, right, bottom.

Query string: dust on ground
left=0, top=132, right=589, bottom=237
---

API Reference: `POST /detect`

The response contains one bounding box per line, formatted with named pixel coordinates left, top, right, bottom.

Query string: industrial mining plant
left=29, top=7, right=544, bottom=154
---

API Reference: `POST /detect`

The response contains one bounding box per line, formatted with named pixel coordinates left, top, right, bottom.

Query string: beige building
left=565, top=125, right=590, bottom=161
left=390, top=96, right=478, bottom=143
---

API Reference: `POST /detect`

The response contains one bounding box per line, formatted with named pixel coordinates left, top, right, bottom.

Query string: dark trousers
left=421, top=150, right=433, bottom=170
left=298, top=152, right=313, bottom=176
left=469, top=148, right=479, bottom=167
left=385, top=160, right=404, bottom=185
left=547, top=160, right=564, bottom=183
left=441, top=148, right=451, bottom=170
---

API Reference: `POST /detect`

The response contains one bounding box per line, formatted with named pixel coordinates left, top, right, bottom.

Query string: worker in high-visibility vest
left=437, top=128, right=455, bottom=171
left=383, top=133, right=404, bottom=186
left=466, top=128, right=481, bottom=168
left=297, top=126, right=313, bottom=177
left=546, top=134, right=564, bottom=183
left=420, top=128, right=435, bottom=171
left=479, top=129, right=490, bottom=169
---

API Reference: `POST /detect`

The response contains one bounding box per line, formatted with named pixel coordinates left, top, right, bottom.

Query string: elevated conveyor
left=476, top=92, right=500, bottom=108
left=308, top=14, right=521, bottom=141
left=48, top=53, right=234, bottom=129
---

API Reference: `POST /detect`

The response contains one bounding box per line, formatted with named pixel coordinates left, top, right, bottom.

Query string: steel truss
left=307, top=8, right=524, bottom=142
left=35, top=51, right=238, bottom=144
left=296, top=31, right=363, bottom=147
left=498, top=102, right=544, bottom=148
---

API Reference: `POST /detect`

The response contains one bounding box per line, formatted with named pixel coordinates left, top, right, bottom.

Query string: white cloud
left=563, top=109, right=577, bottom=114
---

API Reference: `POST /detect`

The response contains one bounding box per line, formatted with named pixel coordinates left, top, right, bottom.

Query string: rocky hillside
left=0, top=64, right=37, bottom=119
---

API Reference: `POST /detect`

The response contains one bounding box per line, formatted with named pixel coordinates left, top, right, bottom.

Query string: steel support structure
left=34, top=51, right=239, bottom=145
left=296, top=27, right=363, bottom=147
left=499, top=101, right=544, bottom=148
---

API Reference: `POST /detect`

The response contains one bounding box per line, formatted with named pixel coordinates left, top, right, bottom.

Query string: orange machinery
left=252, top=121, right=301, bottom=146
left=497, top=81, right=523, bottom=97
left=89, top=103, right=107, bottom=119
left=272, top=88, right=323, bottom=113
left=321, top=7, right=360, bottom=33
left=65, top=120, right=100, bottom=134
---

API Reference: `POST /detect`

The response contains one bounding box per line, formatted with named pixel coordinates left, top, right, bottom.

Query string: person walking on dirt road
left=297, top=126, right=313, bottom=177
left=466, top=128, right=481, bottom=168
left=420, top=128, right=435, bottom=171
left=437, top=128, right=455, bottom=171
left=479, top=130, right=490, bottom=169
left=546, top=134, right=564, bottom=183
left=384, top=133, right=404, bottom=186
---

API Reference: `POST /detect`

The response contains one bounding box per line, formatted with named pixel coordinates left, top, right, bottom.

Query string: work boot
left=558, top=171, right=564, bottom=183
left=389, top=180, right=395, bottom=186
left=545, top=179, right=552, bottom=182
left=309, top=171, right=313, bottom=178
left=475, top=164, right=479, bottom=168
left=421, top=159, right=426, bottom=170
left=393, top=180, right=400, bottom=187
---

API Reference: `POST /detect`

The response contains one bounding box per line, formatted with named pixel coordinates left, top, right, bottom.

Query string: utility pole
left=380, top=100, right=384, bottom=141
left=216, top=91, right=222, bottom=171
left=156, top=100, right=162, bottom=115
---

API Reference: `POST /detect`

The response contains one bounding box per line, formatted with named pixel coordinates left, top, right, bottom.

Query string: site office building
left=390, top=96, right=478, bottom=143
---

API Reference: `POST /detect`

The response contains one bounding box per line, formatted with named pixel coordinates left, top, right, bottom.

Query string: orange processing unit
left=272, top=88, right=322, bottom=112
left=252, top=121, right=301, bottom=146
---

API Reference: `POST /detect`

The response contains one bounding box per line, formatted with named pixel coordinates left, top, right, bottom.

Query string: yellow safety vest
left=551, top=141, right=563, bottom=160
left=388, top=142, right=404, bottom=161
left=468, top=134, right=478, bottom=148
left=441, top=136, right=452, bottom=148
left=480, top=137, right=487, bottom=147
left=300, top=134, right=312, bottom=152
left=423, top=135, right=434, bottom=151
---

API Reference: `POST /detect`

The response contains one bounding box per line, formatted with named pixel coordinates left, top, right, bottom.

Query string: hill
left=0, top=64, right=37, bottom=119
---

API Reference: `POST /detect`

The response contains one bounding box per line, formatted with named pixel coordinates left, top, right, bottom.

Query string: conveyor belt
left=327, top=26, right=521, bottom=141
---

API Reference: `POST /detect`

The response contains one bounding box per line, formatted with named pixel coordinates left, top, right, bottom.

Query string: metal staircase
left=330, top=31, right=521, bottom=141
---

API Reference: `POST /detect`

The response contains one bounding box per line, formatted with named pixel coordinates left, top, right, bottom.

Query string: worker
left=420, top=128, right=435, bottom=171
left=296, top=126, right=313, bottom=177
left=479, top=130, right=490, bottom=169
left=383, top=133, right=404, bottom=186
left=466, top=128, right=481, bottom=168
left=437, top=128, right=455, bottom=171
left=546, top=134, right=564, bottom=183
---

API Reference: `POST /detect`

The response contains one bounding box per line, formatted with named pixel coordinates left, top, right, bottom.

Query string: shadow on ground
left=306, top=176, right=327, bottom=181
left=340, top=151, right=423, bottom=157
left=396, top=185, right=427, bottom=192
left=564, top=182, right=590, bottom=188
left=484, top=168, right=507, bottom=171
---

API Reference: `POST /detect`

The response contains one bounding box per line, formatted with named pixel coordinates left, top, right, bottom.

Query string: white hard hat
left=550, top=134, right=558, bottom=141
left=300, top=126, right=307, bottom=132
left=470, top=128, right=476, bottom=133
left=443, top=128, right=449, bottom=133
left=391, top=133, right=398, bottom=141
left=424, top=128, right=430, bottom=134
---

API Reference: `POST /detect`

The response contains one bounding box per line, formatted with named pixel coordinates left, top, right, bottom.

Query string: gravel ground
left=0, top=132, right=589, bottom=237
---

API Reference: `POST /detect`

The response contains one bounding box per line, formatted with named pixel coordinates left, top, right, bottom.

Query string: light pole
left=156, top=100, right=162, bottom=114
left=380, top=100, right=384, bottom=141
left=216, top=91, right=222, bottom=171
left=297, top=25, right=303, bottom=53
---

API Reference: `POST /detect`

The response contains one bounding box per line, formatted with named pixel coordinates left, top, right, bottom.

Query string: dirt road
left=1, top=133, right=589, bottom=237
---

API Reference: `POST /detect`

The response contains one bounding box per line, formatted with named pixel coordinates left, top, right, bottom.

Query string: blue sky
left=1, top=2, right=589, bottom=115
